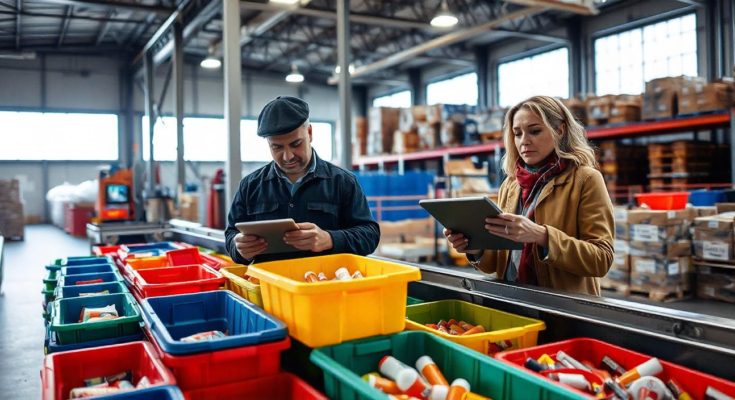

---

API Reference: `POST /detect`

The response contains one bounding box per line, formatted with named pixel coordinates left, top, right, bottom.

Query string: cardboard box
left=392, top=130, right=419, bottom=154
left=645, top=76, right=707, bottom=92
left=693, top=240, right=733, bottom=261
left=678, top=82, right=733, bottom=115
left=440, top=120, right=464, bottom=147
left=627, top=209, right=696, bottom=226
left=603, top=254, right=630, bottom=284
left=630, top=256, right=691, bottom=290
left=696, top=265, right=735, bottom=303
left=609, top=96, right=642, bottom=124
left=561, top=98, right=588, bottom=126
left=629, top=240, right=691, bottom=259
left=613, top=207, right=629, bottom=222
left=426, top=104, right=443, bottom=124
left=693, top=214, right=735, bottom=241
left=696, top=206, right=718, bottom=217
left=378, top=218, right=434, bottom=244
left=416, top=121, right=441, bottom=150
left=616, top=221, right=630, bottom=241
left=367, top=107, right=400, bottom=155
left=642, top=90, right=676, bottom=120
left=614, top=239, right=630, bottom=255
left=716, top=203, right=735, bottom=214
left=630, top=224, right=688, bottom=242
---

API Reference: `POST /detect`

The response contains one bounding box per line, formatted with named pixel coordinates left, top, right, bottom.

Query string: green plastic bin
left=49, top=293, right=143, bottom=345
left=42, top=288, right=55, bottom=303
left=43, top=270, right=58, bottom=291
left=310, top=331, right=585, bottom=400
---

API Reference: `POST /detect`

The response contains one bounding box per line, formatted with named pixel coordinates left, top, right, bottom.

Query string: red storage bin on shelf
left=64, top=203, right=94, bottom=237
left=144, top=327, right=290, bottom=391
left=495, top=338, right=735, bottom=399
left=131, top=264, right=225, bottom=299
left=41, top=341, right=176, bottom=400
left=634, top=192, right=690, bottom=210
left=183, top=373, right=326, bottom=400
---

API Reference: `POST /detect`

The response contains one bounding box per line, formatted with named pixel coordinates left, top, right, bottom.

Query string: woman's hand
left=443, top=228, right=481, bottom=255
left=485, top=213, right=549, bottom=247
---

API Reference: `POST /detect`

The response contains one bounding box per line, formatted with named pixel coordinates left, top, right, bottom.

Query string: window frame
left=139, top=112, right=336, bottom=163
left=494, top=45, right=571, bottom=108
left=371, top=88, right=413, bottom=108
left=424, top=69, right=478, bottom=106
left=590, top=9, right=698, bottom=96
left=0, top=107, right=121, bottom=163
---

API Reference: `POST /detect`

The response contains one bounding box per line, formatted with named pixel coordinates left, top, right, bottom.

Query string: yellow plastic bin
left=405, top=300, right=545, bottom=355
left=247, top=254, right=421, bottom=348
left=220, top=265, right=263, bottom=308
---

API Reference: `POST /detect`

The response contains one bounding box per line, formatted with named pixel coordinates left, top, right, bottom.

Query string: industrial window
left=594, top=13, right=697, bottom=96
left=426, top=73, right=478, bottom=106
left=142, top=117, right=333, bottom=162
left=372, top=90, right=412, bottom=108
left=497, top=48, right=570, bottom=107
left=0, top=111, right=118, bottom=161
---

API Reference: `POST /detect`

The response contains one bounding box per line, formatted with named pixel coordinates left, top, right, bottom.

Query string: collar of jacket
left=507, top=164, right=576, bottom=205
left=264, top=150, right=330, bottom=181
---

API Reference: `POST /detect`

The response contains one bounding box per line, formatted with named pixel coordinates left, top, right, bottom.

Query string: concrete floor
left=0, top=225, right=89, bottom=399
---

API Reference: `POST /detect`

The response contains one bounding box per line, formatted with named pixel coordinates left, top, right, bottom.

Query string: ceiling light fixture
left=200, top=56, right=221, bottom=69
left=431, top=0, right=458, bottom=28
left=334, top=64, right=355, bottom=74
left=286, top=63, right=304, bottom=83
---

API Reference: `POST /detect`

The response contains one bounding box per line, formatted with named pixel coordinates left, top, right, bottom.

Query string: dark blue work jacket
left=225, top=151, right=380, bottom=264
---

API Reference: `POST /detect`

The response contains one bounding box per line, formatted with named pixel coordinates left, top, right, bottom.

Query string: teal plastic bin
left=406, top=296, right=424, bottom=306
left=49, top=293, right=143, bottom=345
left=310, top=331, right=585, bottom=400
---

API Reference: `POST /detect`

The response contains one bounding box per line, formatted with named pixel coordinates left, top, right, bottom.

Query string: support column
left=337, top=0, right=352, bottom=169
left=173, top=20, right=185, bottom=205
left=408, top=68, right=424, bottom=106
left=705, top=0, right=721, bottom=80
left=119, top=68, right=134, bottom=169
left=223, top=0, right=242, bottom=213
left=353, top=85, right=368, bottom=117
left=567, top=17, right=583, bottom=97
left=474, top=47, right=488, bottom=109
left=144, top=51, right=156, bottom=196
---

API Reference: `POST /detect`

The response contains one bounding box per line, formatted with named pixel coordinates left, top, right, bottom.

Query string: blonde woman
left=444, top=96, right=614, bottom=295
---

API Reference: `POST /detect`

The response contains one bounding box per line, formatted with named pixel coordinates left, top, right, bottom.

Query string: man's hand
left=234, top=233, right=268, bottom=260
left=284, top=222, right=334, bottom=252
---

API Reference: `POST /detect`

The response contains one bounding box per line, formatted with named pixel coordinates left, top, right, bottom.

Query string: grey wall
left=0, top=53, right=340, bottom=222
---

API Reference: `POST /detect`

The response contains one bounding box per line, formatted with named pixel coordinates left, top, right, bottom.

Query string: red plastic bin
left=41, top=341, right=176, bottom=400
left=183, top=373, right=326, bottom=400
left=634, top=192, right=690, bottom=210
left=165, top=248, right=202, bottom=267
left=145, top=327, right=290, bottom=391
left=132, top=264, right=225, bottom=299
left=495, top=338, right=735, bottom=399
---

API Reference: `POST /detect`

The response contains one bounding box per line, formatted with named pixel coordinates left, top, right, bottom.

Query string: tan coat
left=475, top=165, right=614, bottom=296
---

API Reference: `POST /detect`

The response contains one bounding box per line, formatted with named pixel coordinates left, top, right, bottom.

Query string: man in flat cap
left=225, top=96, right=380, bottom=263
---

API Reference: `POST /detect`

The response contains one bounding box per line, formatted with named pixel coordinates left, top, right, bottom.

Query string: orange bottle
left=449, top=324, right=466, bottom=334
left=462, top=326, right=486, bottom=335
left=367, top=375, right=403, bottom=395
left=304, top=271, right=319, bottom=283
left=447, top=379, right=470, bottom=400
left=416, top=355, right=449, bottom=386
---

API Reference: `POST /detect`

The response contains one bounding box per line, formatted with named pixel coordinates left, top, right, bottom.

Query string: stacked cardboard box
left=599, top=142, right=648, bottom=199
left=692, top=213, right=735, bottom=262
left=601, top=206, right=631, bottom=291
left=367, top=107, right=400, bottom=156
left=354, top=117, right=368, bottom=158
left=678, top=78, right=734, bottom=115
left=696, top=264, right=735, bottom=304
left=647, top=141, right=714, bottom=191
left=0, top=179, right=25, bottom=240
left=561, top=98, right=588, bottom=126
left=627, top=209, right=695, bottom=300
left=444, top=160, right=492, bottom=198
left=586, top=95, right=641, bottom=126
left=642, top=76, right=707, bottom=120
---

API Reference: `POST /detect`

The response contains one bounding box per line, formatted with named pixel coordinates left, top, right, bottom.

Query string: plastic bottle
left=617, top=358, right=663, bottom=386
left=335, top=268, right=352, bottom=280
left=368, top=375, right=403, bottom=395
left=351, top=270, right=364, bottom=279
left=396, top=368, right=431, bottom=399
left=556, top=351, right=592, bottom=372
left=704, top=386, right=734, bottom=400
left=304, top=271, right=319, bottom=283
left=461, top=392, right=492, bottom=400
left=447, top=379, right=470, bottom=400
left=462, top=326, right=485, bottom=335
left=429, top=385, right=449, bottom=400
left=548, top=373, right=591, bottom=391
left=317, top=272, right=328, bottom=281
left=379, top=356, right=412, bottom=381
left=416, top=355, right=449, bottom=386
left=524, top=358, right=549, bottom=373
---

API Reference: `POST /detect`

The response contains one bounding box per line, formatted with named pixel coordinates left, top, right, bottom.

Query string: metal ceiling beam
left=34, top=0, right=173, bottom=16
left=146, top=0, right=220, bottom=67
left=95, top=10, right=114, bottom=46
left=673, top=0, right=705, bottom=7
left=239, top=11, right=290, bottom=48
left=0, top=9, right=148, bottom=23
left=126, top=13, right=155, bottom=46
left=239, top=1, right=436, bottom=30
left=328, top=5, right=547, bottom=84
left=57, top=6, right=73, bottom=47
left=502, top=0, right=598, bottom=15
left=491, top=27, right=570, bottom=44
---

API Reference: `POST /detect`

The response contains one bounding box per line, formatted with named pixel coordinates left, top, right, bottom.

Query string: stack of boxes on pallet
left=601, top=207, right=633, bottom=292
left=586, top=95, right=642, bottom=126
left=647, top=141, right=729, bottom=191
left=643, top=76, right=734, bottom=119
left=598, top=142, right=648, bottom=203
left=0, top=179, right=25, bottom=240
left=692, top=209, right=735, bottom=303
left=608, top=208, right=695, bottom=301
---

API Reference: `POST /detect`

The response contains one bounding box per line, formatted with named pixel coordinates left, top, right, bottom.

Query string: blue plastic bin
left=141, top=290, right=288, bottom=355
left=95, top=386, right=185, bottom=400
left=45, top=322, right=145, bottom=354
left=123, top=242, right=182, bottom=253
left=47, top=256, right=113, bottom=272
left=61, top=263, right=116, bottom=276
left=57, top=271, right=124, bottom=287
left=689, top=190, right=726, bottom=207
left=54, top=281, right=129, bottom=300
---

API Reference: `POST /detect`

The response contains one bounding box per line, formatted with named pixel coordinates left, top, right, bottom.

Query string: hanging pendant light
left=286, top=63, right=304, bottom=83
left=431, top=0, right=458, bottom=28
left=200, top=56, right=221, bottom=69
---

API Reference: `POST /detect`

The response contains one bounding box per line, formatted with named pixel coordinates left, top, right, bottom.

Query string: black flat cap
left=257, top=96, right=310, bottom=137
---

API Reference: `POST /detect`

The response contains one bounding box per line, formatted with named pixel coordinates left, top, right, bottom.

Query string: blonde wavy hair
left=501, top=96, right=597, bottom=180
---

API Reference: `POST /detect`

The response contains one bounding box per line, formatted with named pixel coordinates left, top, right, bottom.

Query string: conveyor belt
left=89, top=219, right=735, bottom=383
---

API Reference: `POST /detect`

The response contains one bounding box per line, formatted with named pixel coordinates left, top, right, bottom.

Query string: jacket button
left=289, top=203, right=294, bottom=208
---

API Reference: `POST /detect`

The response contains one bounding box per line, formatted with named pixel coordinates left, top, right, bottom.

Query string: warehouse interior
left=1, top=0, right=735, bottom=399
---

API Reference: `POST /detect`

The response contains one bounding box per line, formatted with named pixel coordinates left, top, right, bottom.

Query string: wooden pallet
left=628, top=287, right=692, bottom=303
left=692, top=257, right=735, bottom=270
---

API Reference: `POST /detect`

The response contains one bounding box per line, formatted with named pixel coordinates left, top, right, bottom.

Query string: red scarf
left=513, top=154, right=567, bottom=284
